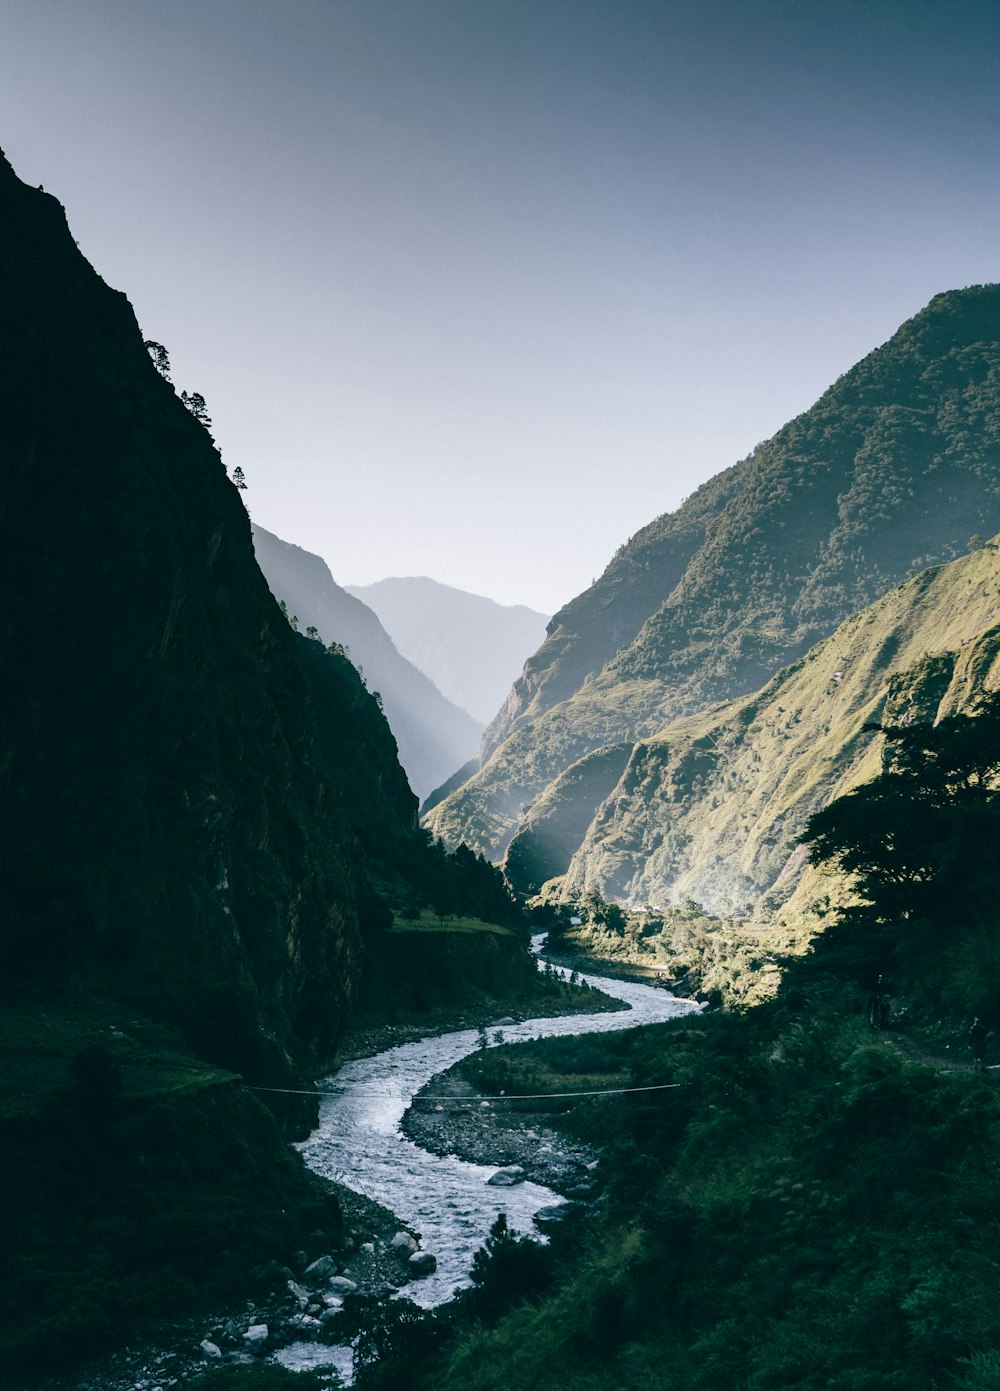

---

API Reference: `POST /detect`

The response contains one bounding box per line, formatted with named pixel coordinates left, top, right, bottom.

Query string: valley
left=6, top=95, right=1000, bottom=1391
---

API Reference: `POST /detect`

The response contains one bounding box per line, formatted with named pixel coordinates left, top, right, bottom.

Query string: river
left=276, top=940, right=700, bottom=1379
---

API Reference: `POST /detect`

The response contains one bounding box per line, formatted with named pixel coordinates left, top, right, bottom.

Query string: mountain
left=426, top=286, right=1000, bottom=864
left=346, top=576, right=549, bottom=725
left=0, top=153, right=374, bottom=1097
left=252, top=527, right=483, bottom=799
left=0, top=148, right=546, bottom=1380
left=505, top=536, right=1000, bottom=919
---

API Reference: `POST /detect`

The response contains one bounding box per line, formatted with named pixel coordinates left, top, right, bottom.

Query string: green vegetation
left=546, top=895, right=785, bottom=1009
left=428, top=286, right=1000, bottom=869
left=363, top=695, right=1000, bottom=1390
left=0, top=152, right=553, bottom=1385
left=499, top=533, right=1000, bottom=928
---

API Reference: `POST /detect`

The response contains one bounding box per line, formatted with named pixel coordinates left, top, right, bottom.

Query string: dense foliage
left=801, top=693, right=1000, bottom=1018
left=373, top=697, right=1000, bottom=1389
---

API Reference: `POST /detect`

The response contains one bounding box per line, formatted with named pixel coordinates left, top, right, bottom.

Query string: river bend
left=296, top=944, right=700, bottom=1311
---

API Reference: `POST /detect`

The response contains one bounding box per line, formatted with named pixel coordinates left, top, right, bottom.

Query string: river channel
left=278, top=941, right=701, bottom=1378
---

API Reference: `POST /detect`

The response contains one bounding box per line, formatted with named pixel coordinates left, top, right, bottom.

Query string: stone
left=199, top=1341, right=222, bottom=1361
left=319, top=1306, right=342, bottom=1328
left=306, top=1228, right=332, bottom=1253
left=564, top=1183, right=597, bottom=1199
left=534, top=1204, right=572, bottom=1229
left=487, top=1165, right=526, bottom=1186
left=495, top=1017, right=516, bottom=1026
left=321, top=1293, right=344, bottom=1309
left=303, top=1254, right=336, bottom=1280
left=289, top=1313, right=321, bottom=1334
left=390, top=1231, right=418, bottom=1254
left=328, top=1275, right=358, bottom=1295
left=242, top=1324, right=269, bottom=1351
left=408, top=1250, right=437, bottom=1276
left=287, top=1279, right=310, bottom=1309
left=360, top=1242, right=375, bottom=1254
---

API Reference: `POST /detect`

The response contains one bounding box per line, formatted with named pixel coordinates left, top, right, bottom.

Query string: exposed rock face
left=0, top=148, right=367, bottom=1088
left=426, top=288, right=1000, bottom=867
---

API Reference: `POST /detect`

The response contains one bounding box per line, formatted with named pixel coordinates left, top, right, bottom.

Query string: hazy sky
left=3, top=1, right=1000, bottom=611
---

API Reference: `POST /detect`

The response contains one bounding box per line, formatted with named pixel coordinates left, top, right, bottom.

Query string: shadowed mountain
left=251, top=527, right=483, bottom=800
left=426, top=287, right=1000, bottom=865
left=347, top=576, right=549, bottom=725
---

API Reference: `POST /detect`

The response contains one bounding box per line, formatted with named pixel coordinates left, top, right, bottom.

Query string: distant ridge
left=347, top=575, right=549, bottom=725
left=252, top=529, right=483, bottom=799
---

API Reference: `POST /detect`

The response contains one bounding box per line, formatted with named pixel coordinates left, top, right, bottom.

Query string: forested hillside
left=428, top=287, right=1000, bottom=864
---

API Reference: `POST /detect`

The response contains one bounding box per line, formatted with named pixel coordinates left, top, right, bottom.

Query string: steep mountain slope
left=0, top=152, right=373, bottom=1094
left=347, top=575, right=549, bottom=724
left=428, top=287, right=1000, bottom=860
left=506, top=538, right=1000, bottom=920
left=253, top=527, right=483, bottom=799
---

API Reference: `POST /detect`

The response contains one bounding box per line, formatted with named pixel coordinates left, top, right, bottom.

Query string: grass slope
left=504, top=537, right=1000, bottom=925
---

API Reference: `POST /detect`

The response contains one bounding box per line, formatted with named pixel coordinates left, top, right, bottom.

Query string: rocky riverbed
left=35, top=1185, right=429, bottom=1391
left=402, top=1067, right=602, bottom=1199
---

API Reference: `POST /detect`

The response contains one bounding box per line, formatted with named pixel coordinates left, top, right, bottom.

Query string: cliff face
left=252, top=526, right=483, bottom=800
left=427, top=287, right=1000, bottom=862
left=0, top=150, right=366, bottom=1088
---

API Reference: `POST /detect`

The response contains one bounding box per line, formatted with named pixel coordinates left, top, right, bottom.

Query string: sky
left=3, top=0, right=1000, bottom=613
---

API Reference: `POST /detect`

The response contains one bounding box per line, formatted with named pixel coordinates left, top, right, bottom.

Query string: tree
left=142, top=339, right=171, bottom=380
left=464, top=1213, right=554, bottom=1325
left=180, top=390, right=212, bottom=435
left=231, top=465, right=247, bottom=490
left=800, top=695, right=1000, bottom=998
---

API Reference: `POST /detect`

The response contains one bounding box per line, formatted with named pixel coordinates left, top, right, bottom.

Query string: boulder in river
left=390, top=1231, right=418, bottom=1254
left=408, top=1250, right=438, bottom=1276
left=329, top=1276, right=359, bottom=1295
left=487, top=1165, right=526, bottom=1186
left=303, top=1255, right=336, bottom=1280
left=199, top=1340, right=222, bottom=1361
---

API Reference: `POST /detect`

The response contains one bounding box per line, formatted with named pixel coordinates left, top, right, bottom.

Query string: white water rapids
left=276, top=939, right=700, bottom=1377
